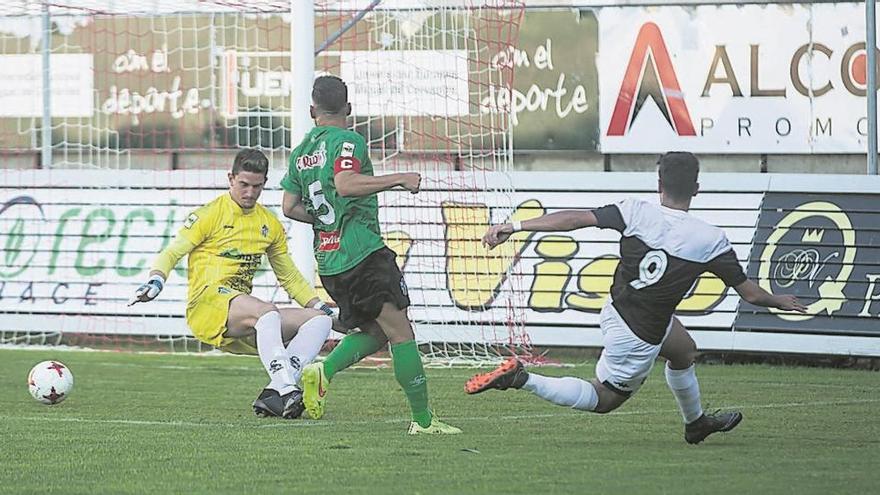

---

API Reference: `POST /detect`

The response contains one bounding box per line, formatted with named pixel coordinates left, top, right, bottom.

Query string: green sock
left=391, top=340, right=432, bottom=428
left=323, top=332, right=384, bottom=381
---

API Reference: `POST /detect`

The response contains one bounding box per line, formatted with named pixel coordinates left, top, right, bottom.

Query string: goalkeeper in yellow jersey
left=130, top=149, right=335, bottom=419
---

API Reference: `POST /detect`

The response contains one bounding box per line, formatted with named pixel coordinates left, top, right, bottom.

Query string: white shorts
left=595, top=301, right=671, bottom=396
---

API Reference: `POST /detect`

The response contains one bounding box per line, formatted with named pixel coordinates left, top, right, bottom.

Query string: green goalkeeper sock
left=391, top=340, right=432, bottom=428
left=323, top=332, right=384, bottom=381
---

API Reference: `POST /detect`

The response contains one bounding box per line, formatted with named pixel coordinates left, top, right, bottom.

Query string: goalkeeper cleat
left=253, top=388, right=283, bottom=417
left=407, top=417, right=462, bottom=435
left=301, top=362, right=328, bottom=420
left=281, top=388, right=306, bottom=419
left=464, top=357, right=528, bottom=395
left=252, top=387, right=306, bottom=419
left=685, top=410, right=743, bottom=444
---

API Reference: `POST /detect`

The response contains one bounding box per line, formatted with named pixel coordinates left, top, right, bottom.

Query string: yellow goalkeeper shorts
left=217, top=335, right=258, bottom=355
left=185, top=283, right=248, bottom=350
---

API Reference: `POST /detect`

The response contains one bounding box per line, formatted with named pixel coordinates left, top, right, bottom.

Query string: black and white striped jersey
left=592, top=198, right=747, bottom=344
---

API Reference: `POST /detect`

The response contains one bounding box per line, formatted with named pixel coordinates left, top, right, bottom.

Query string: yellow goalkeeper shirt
left=151, top=192, right=317, bottom=306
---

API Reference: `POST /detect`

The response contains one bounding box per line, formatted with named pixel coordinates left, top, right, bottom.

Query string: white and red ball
left=28, top=360, right=74, bottom=405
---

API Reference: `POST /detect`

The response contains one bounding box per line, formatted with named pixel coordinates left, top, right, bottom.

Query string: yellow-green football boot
left=300, top=362, right=328, bottom=420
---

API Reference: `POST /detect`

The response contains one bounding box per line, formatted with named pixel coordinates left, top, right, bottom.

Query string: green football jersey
left=281, top=126, right=385, bottom=276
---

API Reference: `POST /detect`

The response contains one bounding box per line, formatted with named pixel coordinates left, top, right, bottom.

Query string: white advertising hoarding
left=598, top=3, right=873, bottom=153
left=0, top=170, right=754, bottom=342
left=0, top=54, right=94, bottom=118
left=2, top=170, right=879, bottom=356
left=340, top=50, right=470, bottom=117
left=220, top=49, right=469, bottom=118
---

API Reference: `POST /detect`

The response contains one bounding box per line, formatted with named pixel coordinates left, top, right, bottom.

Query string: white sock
left=255, top=311, right=295, bottom=395
left=665, top=363, right=703, bottom=424
left=523, top=373, right=599, bottom=411
left=285, top=315, right=332, bottom=384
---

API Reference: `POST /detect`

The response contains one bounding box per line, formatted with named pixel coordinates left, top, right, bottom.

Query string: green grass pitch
left=1, top=348, right=877, bottom=495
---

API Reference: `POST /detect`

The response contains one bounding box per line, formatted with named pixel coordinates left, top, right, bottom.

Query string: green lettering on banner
left=2, top=218, right=29, bottom=278
left=75, top=208, right=116, bottom=277
left=116, top=208, right=155, bottom=277
left=48, top=208, right=81, bottom=275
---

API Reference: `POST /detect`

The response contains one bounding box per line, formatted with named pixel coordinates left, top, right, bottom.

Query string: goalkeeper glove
left=311, top=301, right=336, bottom=318
left=130, top=274, right=165, bottom=306
left=311, top=301, right=352, bottom=333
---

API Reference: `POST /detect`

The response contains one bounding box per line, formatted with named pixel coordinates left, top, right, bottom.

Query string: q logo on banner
left=758, top=201, right=855, bottom=321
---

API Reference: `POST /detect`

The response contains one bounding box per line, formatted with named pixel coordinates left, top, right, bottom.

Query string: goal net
left=0, top=0, right=530, bottom=365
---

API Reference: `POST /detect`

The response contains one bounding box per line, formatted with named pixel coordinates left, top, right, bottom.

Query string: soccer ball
left=28, top=360, right=74, bottom=405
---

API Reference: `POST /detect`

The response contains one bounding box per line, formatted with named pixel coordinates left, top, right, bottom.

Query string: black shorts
left=320, top=247, right=410, bottom=329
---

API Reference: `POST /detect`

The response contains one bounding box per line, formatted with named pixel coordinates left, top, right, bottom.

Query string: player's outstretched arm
left=335, top=170, right=421, bottom=198
left=733, top=279, right=808, bottom=313
left=267, top=239, right=321, bottom=309
left=282, top=191, right=315, bottom=224
left=267, top=244, right=347, bottom=332
left=483, top=210, right=598, bottom=250
left=129, top=234, right=196, bottom=305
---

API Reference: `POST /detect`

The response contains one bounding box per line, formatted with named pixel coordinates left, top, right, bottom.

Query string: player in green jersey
left=281, top=75, right=460, bottom=435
